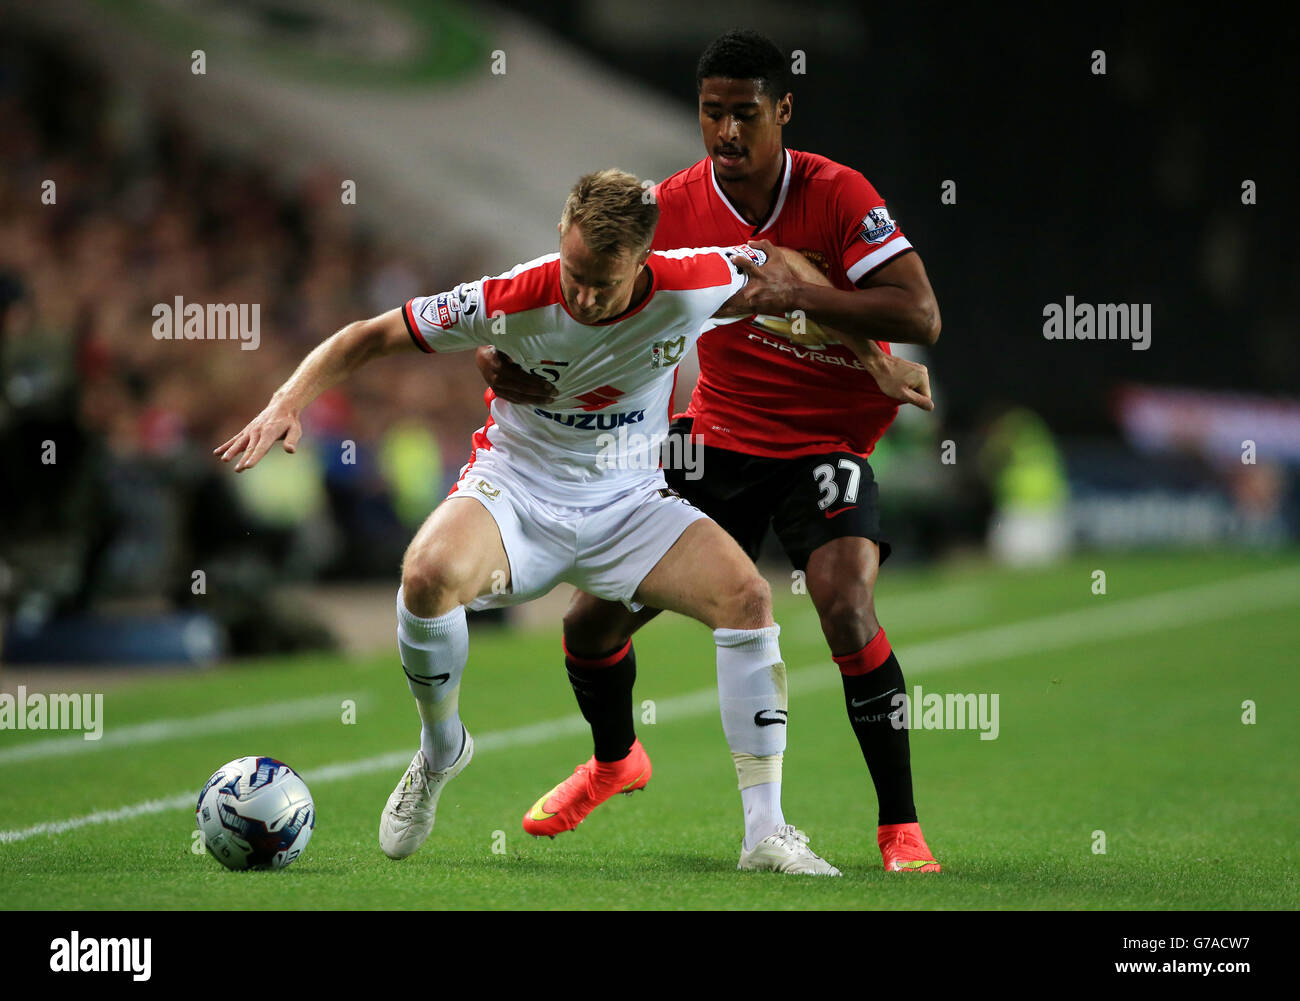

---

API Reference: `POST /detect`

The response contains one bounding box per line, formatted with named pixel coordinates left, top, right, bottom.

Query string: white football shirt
left=403, top=246, right=762, bottom=506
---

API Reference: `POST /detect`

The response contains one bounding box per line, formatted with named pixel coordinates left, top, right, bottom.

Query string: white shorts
left=446, top=454, right=707, bottom=612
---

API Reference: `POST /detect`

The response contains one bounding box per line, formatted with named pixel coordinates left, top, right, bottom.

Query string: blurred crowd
left=7, top=25, right=1285, bottom=662
left=0, top=34, right=492, bottom=652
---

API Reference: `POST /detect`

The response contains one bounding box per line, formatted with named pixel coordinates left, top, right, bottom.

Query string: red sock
left=832, top=628, right=892, bottom=676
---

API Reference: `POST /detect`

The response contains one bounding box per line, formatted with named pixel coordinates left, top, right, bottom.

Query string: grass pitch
left=2, top=549, right=1298, bottom=910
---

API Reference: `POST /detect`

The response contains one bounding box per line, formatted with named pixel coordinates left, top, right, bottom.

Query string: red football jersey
left=652, top=149, right=914, bottom=459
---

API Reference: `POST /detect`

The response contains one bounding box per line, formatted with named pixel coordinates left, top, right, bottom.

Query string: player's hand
left=213, top=401, right=303, bottom=472
left=727, top=238, right=803, bottom=315
left=862, top=351, right=934, bottom=411
left=475, top=346, right=556, bottom=405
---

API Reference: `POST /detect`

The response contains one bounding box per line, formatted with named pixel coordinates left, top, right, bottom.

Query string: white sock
left=396, top=587, right=468, bottom=770
left=740, top=782, right=785, bottom=852
left=714, top=625, right=788, bottom=850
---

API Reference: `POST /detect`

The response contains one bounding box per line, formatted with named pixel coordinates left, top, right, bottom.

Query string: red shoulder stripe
left=651, top=250, right=734, bottom=291
left=484, top=259, right=563, bottom=316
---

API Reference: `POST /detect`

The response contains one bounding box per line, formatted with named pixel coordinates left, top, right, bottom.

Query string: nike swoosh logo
left=850, top=688, right=899, bottom=708
left=402, top=667, right=450, bottom=687
left=527, top=777, right=571, bottom=822
left=825, top=505, right=858, bottom=519
left=754, top=710, right=788, bottom=727
left=894, top=859, right=938, bottom=869
left=621, top=769, right=646, bottom=792
left=527, top=793, right=559, bottom=821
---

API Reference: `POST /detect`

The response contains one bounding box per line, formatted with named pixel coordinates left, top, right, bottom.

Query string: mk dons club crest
left=650, top=335, right=686, bottom=369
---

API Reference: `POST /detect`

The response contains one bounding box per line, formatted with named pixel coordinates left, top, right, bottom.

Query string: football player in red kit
left=480, top=29, right=942, bottom=873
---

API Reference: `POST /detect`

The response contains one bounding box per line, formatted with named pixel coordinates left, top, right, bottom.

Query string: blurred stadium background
left=1, top=0, right=1295, bottom=668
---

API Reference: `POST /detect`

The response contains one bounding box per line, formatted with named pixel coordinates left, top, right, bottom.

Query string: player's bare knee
left=562, top=603, right=629, bottom=657
left=401, top=547, right=467, bottom=617
left=717, top=573, right=772, bottom=630
left=818, top=595, right=879, bottom=653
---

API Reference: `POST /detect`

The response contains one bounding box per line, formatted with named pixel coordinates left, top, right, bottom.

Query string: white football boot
left=738, top=824, right=842, bottom=875
left=379, top=728, right=473, bottom=859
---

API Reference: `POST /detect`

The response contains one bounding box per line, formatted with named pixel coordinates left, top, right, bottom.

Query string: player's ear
left=776, top=92, right=792, bottom=126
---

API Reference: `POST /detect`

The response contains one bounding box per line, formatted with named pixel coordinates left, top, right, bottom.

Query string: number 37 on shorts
left=812, top=458, right=862, bottom=516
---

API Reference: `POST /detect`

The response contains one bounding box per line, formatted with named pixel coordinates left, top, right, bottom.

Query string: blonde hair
left=559, top=169, right=659, bottom=256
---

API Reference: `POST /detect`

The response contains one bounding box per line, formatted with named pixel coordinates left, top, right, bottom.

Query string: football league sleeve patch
left=719, top=243, right=768, bottom=301
left=404, top=280, right=489, bottom=353
left=725, top=243, right=769, bottom=270
left=688, top=245, right=770, bottom=324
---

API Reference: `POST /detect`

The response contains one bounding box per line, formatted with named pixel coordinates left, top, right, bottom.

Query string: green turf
left=2, top=549, right=1298, bottom=909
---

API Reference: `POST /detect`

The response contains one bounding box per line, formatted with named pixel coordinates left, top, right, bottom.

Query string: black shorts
left=663, top=417, right=891, bottom=571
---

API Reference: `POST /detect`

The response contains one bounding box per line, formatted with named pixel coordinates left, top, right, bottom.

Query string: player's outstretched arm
left=214, top=307, right=413, bottom=472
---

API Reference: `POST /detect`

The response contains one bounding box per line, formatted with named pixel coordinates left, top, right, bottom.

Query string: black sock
left=836, top=633, right=917, bottom=826
left=565, top=640, right=637, bottom=762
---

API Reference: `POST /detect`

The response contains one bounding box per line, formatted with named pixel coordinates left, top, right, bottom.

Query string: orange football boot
left=523, top=739, right=651, bottom=838
left=878, top=821, right=942, bottom=872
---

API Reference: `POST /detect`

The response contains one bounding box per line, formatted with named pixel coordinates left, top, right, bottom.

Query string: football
left=195, top=756, right=315, bottom=871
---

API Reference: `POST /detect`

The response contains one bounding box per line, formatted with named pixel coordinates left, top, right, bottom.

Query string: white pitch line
left=786, top=580, right=994, bottom=635
left=0, top=793, right=198, bottom=843
left=0, top=694, right=353, bottom=766
left=901, top=563, right=1300, bottom=673
left=2, top=566, right=1296, bottom=845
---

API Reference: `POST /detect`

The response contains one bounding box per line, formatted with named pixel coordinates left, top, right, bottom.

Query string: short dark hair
left=695, top=29, right=790, bottom=102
